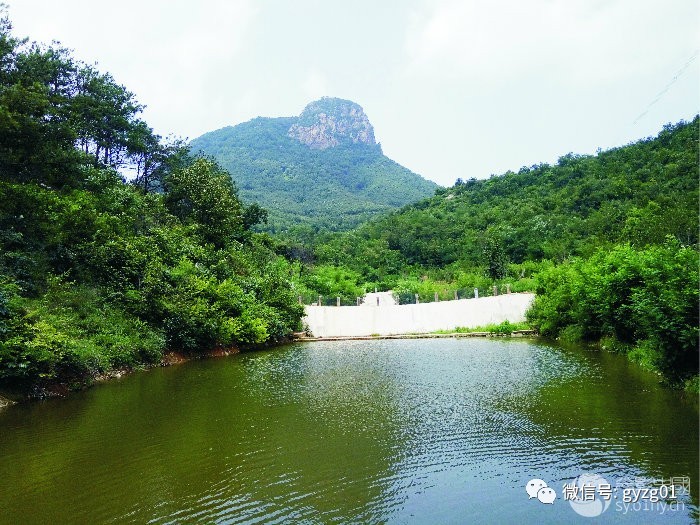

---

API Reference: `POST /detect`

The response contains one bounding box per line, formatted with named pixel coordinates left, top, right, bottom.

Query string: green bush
left=528, top=240, right=699, bottom=384
left=0, top=279, right=165, bottom=387
left=559, top=324, right=585, bottom=343
left=491, top=320, right=515, bottom=335
left=683, top=375, right=699, bottom=394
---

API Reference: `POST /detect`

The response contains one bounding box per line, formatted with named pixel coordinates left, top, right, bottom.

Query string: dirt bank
left=1, top=346, right=241, bottom=405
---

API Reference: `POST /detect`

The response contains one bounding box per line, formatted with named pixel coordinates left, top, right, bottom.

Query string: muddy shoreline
left=0, top=346, right=241, bottom=406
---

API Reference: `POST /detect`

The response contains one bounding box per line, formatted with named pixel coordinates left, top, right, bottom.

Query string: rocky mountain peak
left=287, top=97, right=376, bottom=149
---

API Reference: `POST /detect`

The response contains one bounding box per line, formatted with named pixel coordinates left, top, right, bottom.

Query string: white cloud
left=302, top=68, right=330, bottom=101
left=404, top=0, right=699, bottom=86
left=8, top=0, right=258, bottom=138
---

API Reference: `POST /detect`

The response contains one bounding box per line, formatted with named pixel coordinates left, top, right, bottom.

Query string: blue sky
left=8, top=0, right=699, bottom=186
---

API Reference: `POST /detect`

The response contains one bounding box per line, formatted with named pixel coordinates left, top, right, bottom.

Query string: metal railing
left=301, top=284, right=516, bottom=307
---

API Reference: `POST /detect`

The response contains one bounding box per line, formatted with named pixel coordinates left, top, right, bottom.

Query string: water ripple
left=0, top=338, right=696, bottom=524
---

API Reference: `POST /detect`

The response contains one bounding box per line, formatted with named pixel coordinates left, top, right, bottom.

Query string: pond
left=0, top=338, right=697, bottom=524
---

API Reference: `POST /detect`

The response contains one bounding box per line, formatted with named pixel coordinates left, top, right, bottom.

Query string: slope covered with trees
left=343, top=119, right=697, bottom=269
left=190, top=98, right=438, bottom=233
left=0, top=12, right=303, bottom=396
left=300, top=119, right=699, bottom=388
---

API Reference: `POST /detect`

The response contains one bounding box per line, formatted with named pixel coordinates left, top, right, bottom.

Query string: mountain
left=190, top=97, right=438, bottom=233
left=312, top=117, right=699, bottom=274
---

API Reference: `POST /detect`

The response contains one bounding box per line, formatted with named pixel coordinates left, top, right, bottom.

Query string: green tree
left=163, top=158, right=245, bottom=246
left=482, top=230, right=509, bottom=280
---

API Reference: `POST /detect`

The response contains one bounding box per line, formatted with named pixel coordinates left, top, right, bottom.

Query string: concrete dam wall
left=303, top=293, right=535, bottom=338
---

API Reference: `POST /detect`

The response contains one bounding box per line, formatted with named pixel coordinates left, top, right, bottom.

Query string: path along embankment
left=303, top=293, right=535, bottom=338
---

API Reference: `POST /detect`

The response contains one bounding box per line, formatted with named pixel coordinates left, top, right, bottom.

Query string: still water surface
left=0, top=338, right=697, bottom=524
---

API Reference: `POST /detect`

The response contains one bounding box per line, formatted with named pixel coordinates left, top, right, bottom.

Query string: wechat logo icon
left=526, top=478, right=556, bottom=504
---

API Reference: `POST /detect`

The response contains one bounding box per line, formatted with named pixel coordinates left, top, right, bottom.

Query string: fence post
left=415, top=293, right=419, bottom=304
left=337, top=296, right=340, bottom=307
left=356, top=297, right=360, bottom=306
left=298, top=295, right=302, bottom=305
left=506, top=284, right=511, bottom=294
left=434, top=292, right=439, bottom=302
left=376, top=296, right=380, bottom=306
left=454, top=290, right=458, bottom=300
left=474, top=288, right=479, bottom=299
left=318, top=295, right=322, bottom=306
left=493, top=285, right=498, bottom=296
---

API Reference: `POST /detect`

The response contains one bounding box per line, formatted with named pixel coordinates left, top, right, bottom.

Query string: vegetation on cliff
left=189, top=98, right=438, bottom=233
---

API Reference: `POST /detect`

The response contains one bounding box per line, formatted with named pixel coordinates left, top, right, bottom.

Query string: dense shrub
left=0, top=278, right=165, bottom=388
left=527, top=240, right=699, bottom=384
left=0, top=14, right=304, bottom=393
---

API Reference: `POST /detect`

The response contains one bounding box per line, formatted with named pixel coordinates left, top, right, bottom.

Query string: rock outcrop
left=288, top=97, right=376, bottom=149
left=189, top=97, right=437, bottom=232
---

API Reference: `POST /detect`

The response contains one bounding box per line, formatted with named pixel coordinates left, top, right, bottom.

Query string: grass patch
left=433, top=320, right=532, bottom=336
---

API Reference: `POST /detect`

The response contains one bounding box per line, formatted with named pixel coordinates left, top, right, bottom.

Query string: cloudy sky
left=7, top=0, right=698, bottom=186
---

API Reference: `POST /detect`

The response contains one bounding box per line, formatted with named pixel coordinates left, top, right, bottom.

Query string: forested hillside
left=320, top=118, right=697, bottom=270
left=190, top=98, right=438, bottom=233
left=300, top=119, right=699, bottom=388
left=0, top=12, right=303, bottom=396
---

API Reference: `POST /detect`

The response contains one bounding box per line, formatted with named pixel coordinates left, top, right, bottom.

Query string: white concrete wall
left=303, top=293, right=535, bottom=337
